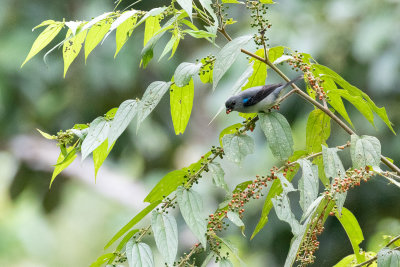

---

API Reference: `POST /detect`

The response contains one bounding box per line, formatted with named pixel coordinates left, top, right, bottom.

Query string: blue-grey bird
left=225, top=75, right=303, bottom=114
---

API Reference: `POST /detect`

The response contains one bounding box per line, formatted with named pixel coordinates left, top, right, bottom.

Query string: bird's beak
left=226, top=108, right=232, bottom=114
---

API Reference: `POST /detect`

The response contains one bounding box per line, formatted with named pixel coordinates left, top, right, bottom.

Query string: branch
left=353, top=234, right=400, bottom=267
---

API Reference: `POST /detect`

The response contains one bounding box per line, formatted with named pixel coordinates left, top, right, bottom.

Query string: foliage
left=22, top=0, right=400, bottom=266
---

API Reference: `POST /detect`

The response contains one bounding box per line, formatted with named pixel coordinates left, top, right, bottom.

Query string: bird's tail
left=283, top=75, right=303, bottom=89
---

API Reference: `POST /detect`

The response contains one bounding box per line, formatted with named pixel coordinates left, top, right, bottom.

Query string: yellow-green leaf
left=143, top=15, right=161, bottom=47
left=93, top=139, right=115, bottom=180
left=85, top=19, right=111, bottom=62
left=63, top=29, right=88, bottom=77
left=22, top=21, right=64, bottom=67
left=36, top=128, right=57, bottom=140
left=114, top=14, right=138, bottom=57
left=242, top=48, right=267, bottom=90
left=170, top=78, right=194, bottom=135
left=51, top=146, right=77, bottom=188
left=306, top=109, right=331, bottom=153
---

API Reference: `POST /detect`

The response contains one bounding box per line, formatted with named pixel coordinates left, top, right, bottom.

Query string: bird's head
left=225, top=97, right=238, bottom=114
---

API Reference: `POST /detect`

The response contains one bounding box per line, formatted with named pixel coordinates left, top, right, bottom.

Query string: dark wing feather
left=243, top=83, right=283, bottom=106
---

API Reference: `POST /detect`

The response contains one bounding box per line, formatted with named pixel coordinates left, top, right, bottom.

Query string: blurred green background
left=0, top=0, right=399, bottom=266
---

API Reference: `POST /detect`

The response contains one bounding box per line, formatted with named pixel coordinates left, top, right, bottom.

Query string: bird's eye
left=232, top=101, right=236, bottom=105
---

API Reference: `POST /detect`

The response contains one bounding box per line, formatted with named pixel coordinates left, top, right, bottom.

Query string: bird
left=225, top=75, right=303, bottom=114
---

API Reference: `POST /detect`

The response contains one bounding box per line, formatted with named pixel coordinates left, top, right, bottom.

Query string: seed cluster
left=288, top=54, right=326, bottom=100
left=56, top=129, right=74, bottom=146
left=296, top=217, right=325, bottom=266
left=331, top=166, right=373, bottom=193
left=197, top=55, right=215, bottom=77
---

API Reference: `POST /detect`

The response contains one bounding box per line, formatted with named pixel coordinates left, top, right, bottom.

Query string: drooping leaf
left=143, top=14, right=161, bottom=47
left=108, top=99, right=138, bottom=147
left=227, top=211, right=245, bottom=235
left=213, top=35, right=253, bottom=90
left=37, top=128, right=56, bottom=140
left=315, top=64, right=395, bottom=134
left=126, top=241, right=154, bottom=267
left=151, top=211, right=178, bottom=267
left=144, top=151, right=212, bottom=203
left=260, top=0, right=276, bottom=4
left=81, top=117, right=110, bottom=161
left=63, top=28, right=88, bottom=77
left=114, top=13, right=138, bottom=57
left=330, top=89, right=374, bottom=126
left=22, top=21, right=64, bottom=67
left=84, top=19, right=111, bottom=62
left=159, top=30, right=180, bottom=61
left=173, top=62, right=202, bottom=87
left=90, top=253, right=115, bottom=267
left=335, top=207, right=365, bottom=263
left=350, top=135, right=381, bottom=169
left=93, top=139, right=115, bottom=179
left=221, top=133, right=254, bottom=164
left=208, top=162, right=229, bottom=192
left=104, top=201, right=161, bottom=249
left=297, top=159, right=319, bottom=212
left=177, top=187, right=207, bottom=248
left=170, top=78, right=194, bottom=135
left=326, top=89, right=354, bottom=127
left=106, top=228, right=140, bottom=264
left=272, top=193, right=301, bottom=235
left=103, top=10, right=138, bottom=42
left=81, top=12, right=112, bottom=32
left=176, top=0, right=193, bottom=20
left=50, top=146, right=77, bottom=187
left=184, top=29, right=216, bottom=38
left=259, top=112, right=294, bottom=161
left=137, top=81, right=172, bottom=131
left=377, top=247, right=400, bottom=267
left=306, top=109, right=331, bottom=153
left=242, top=49, right=267, bottom=90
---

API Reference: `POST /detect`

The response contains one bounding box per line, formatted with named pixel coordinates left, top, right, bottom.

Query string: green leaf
left=221, top=133, right=254, bottom=164
left=260, top=0, right=276, bottom=3
left=272, top=193, right=301, bottom=235
left=297, top=159, right=319, bottom=212
left=63, top=29, right=88, bottom=77
left=313, top=155, right=330, bottom=186
left=315, top=64, right=395, bottom=134
left=335, top=207, right=365, bottom=263
left=176, top=0, right=193, bottom=20
left=108, top=99, right=138, bottom=147
left=219, top=123, right=242, bottom=146
left=143, top=14, right=161, bottom=47
left=37, top=128, right=56, bottom=140
left=208, top=162, right=229, bottom=192
left=350, top=135, right=381, bottom=169
left=151, top=211, right=178, bottom=267
left=137, top=81, right=172, bottom=132
left=106, top=229, right=140, bottom=264
left=201, top=252, right=215, bottom=267
left=219, top=259, right=234, bottom=267
left=306, top=109, right=331, bottom=153
left=330, top=89, right=374, bottom=126
left=159, top=30, right=179, bottom=61
left=22, top=21, right=64, bottom=67
left=259, top=112, right=294, bottom=161
left=251, top=153, right=302, bottom=239
left=333, top=254, right=372, bottom=267
left=103, top=10, right=138, bottom=41
left=184, top=29, right=216, bottom=38
left=144, top=151, right=211, bottom=203
left=242, top=49, right=267, bottom=90
left=50, top=146, right=77, bottom=188
left=173, top=62, right=202, bottom=87
left=114, top=12, right=138, bottom=57
left=267, top=46, right=284, bottom=63
left=322, top=146, right=347, bottom=214
left=89, top=253, right=115, bottom=267
left=93, top=139, right=114, bottom=179
left=104, top=201, right=161, bottom=249
left=227, top=211, right=245, bottom=235
left=377, top=248, right=400, bottom=267
left=81, top=12, right=112, bottom=32
left=177, top=187, right=207, bottom=248
left=126, top=241, right=154, bottom=267
left=213, top=35, right=253, bottom=90
left=222, top=0, right=240, bottom=3
left=214, top=236, right=246, bottom=265
left=199, top=58, right=214, bottom=84
left=326, top=89, right=354, bottom=127
left=105, top=107, right=118, bottom=120
left=81, top=117, right=110, bottom=161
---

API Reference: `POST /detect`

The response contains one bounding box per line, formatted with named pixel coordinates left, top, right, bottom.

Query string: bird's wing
left=242, top=83, right=283, bottom=106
